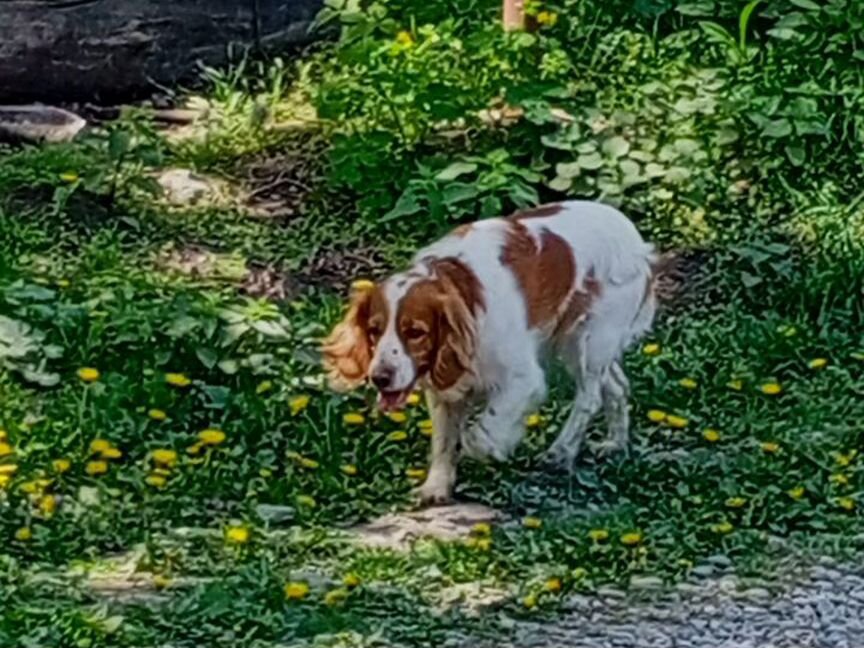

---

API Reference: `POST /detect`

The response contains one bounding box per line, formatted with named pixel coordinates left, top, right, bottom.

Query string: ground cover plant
left=1, top=0, right=864, bottom=645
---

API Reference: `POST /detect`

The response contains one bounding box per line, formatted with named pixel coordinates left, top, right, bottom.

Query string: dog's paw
left=415, top=479, right=453, bottom=507
left=591, top=440, right=630, bottom=460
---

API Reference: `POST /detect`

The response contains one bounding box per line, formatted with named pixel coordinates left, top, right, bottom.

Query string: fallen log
left=0, top=0, right=322, bottom=104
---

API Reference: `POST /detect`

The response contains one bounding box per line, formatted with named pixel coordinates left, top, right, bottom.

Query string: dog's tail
left=650, top=250, right=705, bottom=307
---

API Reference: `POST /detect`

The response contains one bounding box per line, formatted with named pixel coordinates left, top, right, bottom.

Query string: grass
left=3, top=1, right=864, bottom=645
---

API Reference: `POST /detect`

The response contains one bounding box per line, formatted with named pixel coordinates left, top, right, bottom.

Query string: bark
left=0, top=0, right=322, bottom=103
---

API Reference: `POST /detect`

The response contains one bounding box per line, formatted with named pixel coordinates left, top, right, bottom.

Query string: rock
left=630, top=575, right=664, bottom=591
left=0, top=105, right=85, bottom=143
left=348, top=503, right=504, bottom=550
left=157, top=168, right=225, bottom=206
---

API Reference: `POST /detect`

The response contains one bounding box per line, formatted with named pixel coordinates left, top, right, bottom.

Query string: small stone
left=630, top=576, right=664, bottom=590
left=692, top=564, right=715, bottom=578
left=742, top=587, right=772, bottom=600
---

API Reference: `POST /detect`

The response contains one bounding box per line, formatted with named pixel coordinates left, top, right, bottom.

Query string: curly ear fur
left=321, top=289, right=373, bottom=392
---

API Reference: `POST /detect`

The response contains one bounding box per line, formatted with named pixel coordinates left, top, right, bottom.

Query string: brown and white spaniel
left=323, top=200, right=657, bottom=504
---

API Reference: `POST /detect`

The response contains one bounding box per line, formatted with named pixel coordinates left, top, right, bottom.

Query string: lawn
left=2, top=1, right=864, bottom=646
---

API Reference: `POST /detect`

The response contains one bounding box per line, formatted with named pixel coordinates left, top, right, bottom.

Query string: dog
left=322, top=200, right=657, bottom=504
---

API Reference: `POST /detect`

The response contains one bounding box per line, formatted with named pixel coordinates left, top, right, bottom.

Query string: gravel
left=481, top=562, right=864, bottom=648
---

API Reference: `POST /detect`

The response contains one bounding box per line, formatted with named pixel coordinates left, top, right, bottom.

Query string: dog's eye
left=404, top=326, right=426, bottom=341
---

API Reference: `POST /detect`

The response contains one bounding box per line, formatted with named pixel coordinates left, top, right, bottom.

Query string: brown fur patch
left=451, top=224, right=473, bottom=238
left=509, top=203, right=565, bottom=221
left=501, top=222, right=576, bottom=329
left=396, top=258, right=484, bottom=391
left=553, top=271, right=601, bottom=339
left=321, top=285, right=388, bottom=390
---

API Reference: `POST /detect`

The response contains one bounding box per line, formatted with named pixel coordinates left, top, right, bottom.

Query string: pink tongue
left=378, top=391, right=406, bottom=412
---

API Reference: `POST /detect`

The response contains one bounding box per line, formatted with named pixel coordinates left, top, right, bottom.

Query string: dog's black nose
left=371, top=367, right=394, bottom=391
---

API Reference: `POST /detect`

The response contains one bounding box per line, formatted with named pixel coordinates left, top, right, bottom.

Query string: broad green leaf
left=602, top=136, right=630, bottom=158
left=762, top=119, right=792, bottom=138
left=555, top=162, right=581, bottom=179
left=739, top=0, right=763, bottom=50
left=435, top=162, right=477, bottom=181
left=548, top=176, right=573, bottom=192
left=789, top=0, right=820, bottom=8
left=577, top=152, right=604, bottom=170
left=677, top=1, right=715, bottom=16
left=381, top=189, right=422, bottom=222
left=785, top=145, right=806, bottom=166
left=442, top=183, right=479, bottom=205
left=196, top=348, right=219, bottom=369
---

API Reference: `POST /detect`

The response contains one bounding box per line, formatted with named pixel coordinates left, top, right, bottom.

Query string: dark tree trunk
left=0, top=0, right=323, bottom=104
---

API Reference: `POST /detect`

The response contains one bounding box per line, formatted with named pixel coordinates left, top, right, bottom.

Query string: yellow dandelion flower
left=418, top=419, right=434, bottom=436
left=838, top=497, right=856, bottom=511
left=725, top=497, right=747, bottom=508
left=620, top=531, right=643, bottom=546
left=89, top=438, right=112, bottom=454
left=15, top=527, right=33, bottom=541
left=284, top=581, right=310, bottom=600
left=395, top=30, right=414, bottom=46
left=544, top=577, right=562, bottom=593
left=525, top=413, right=543, bottom=428
left=225, top=525, right=250, bottom=544
left=59, top=171, right=79, bottom=183
left=77, top=367, right=100, bottom=382
left=148, top=409, right=168, bottom=421
left=85, top=460, right=108, bottom=475
left=387, top=430, right=408, bottom=442
left=0, top=463, right=18, bottom=475
left=256, top=380, right=273, bottom=394
left=387, top=411, right=407, bottom=424
left=341, top=464, right=358, bottom=476
left=536, top=10, right=558, bottom=26
left=471, top=522, right=492, bottom=536
left=145, top=474, right=167, bottom=488
left=760, top=441, right=780, bottom=454
left=787, top=486, right=806, bottom=500
left=647, top=409, right=667, bottom=423
left=165, top=372, right=191, bottom=387
left=727, top=379, right=743, bottom=391
left=324, top=588, right=349, bottom=607
left=186, top=442, right=203, bottom=455
left=760, top=382, right=782, bottom=395
left=300, top=457, right=319, bottom=469
left=56, top=279, right=70, bottom=288
left=343, top=573, right=361, bottom=588
left=351, top=279, right=375, bottom=292
left=666, top=415, right=689, bottom=429
left=0, top=429, right=5, bottom=441
left=296, top=494, right=317, bottom=508
left=343, top=412, right=365, bottom=425
left=21, top=479, right=49, bottom=494
left=0, top=442, right=13, bottom=457
left=405, top=468, right=427, bottom=480
left=642, top=343, right=661, bottom=356
left=153, top=574, right=172, bottom=590
left=0, top=475, right=10, bottom=489
left=523, top=516, right=543, bottom=529
left=522, top=593, right=538, bottom=609
left=101, top=447, right=123, bottom=460
left=702, top=429, right=721, bottom=443
left=198, top=428, right=226, bottom=445
left=834, top=450, right=857, bottom=467
left=152, top=449, right=178, bottom=467
left=678, top=377, right=698, bottom=390
left=808, top=358, right=828, bottom=370
left=38, top=494, right=57, bottom=516
left=829, top=473, right=849, bottom=486
left=711, top=521, right=734, bottom=534
left=475, top=537, right=492, bottom=551
left=588, top=528, right=609, bottom=542
left=406, top=393, right=421, bottom=406
left=289, top=395, right=310, bottom=415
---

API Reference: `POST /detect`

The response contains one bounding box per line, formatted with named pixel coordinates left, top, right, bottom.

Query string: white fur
left=375, top=201, right=656, bottom=503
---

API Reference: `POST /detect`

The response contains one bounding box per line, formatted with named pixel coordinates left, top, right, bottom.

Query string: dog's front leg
left=462, top=364, right=546, bottom=462
left=417, top=391, right=466, bottom=505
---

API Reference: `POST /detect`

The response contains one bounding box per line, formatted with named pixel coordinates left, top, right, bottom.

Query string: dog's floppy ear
left=322, top=285, right=375, bottom=392
left=430, top=262, right=482, bottom=391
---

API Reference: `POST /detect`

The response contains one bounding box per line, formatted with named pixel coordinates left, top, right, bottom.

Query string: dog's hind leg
left=596, top=361, right=631, bottom=457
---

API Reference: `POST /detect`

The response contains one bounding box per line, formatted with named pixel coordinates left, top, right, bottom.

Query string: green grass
left=3, top=0, right=864, bottom=645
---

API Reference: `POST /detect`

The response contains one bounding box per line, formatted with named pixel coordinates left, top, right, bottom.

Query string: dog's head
left=321, top=258, right=484, bottom=410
